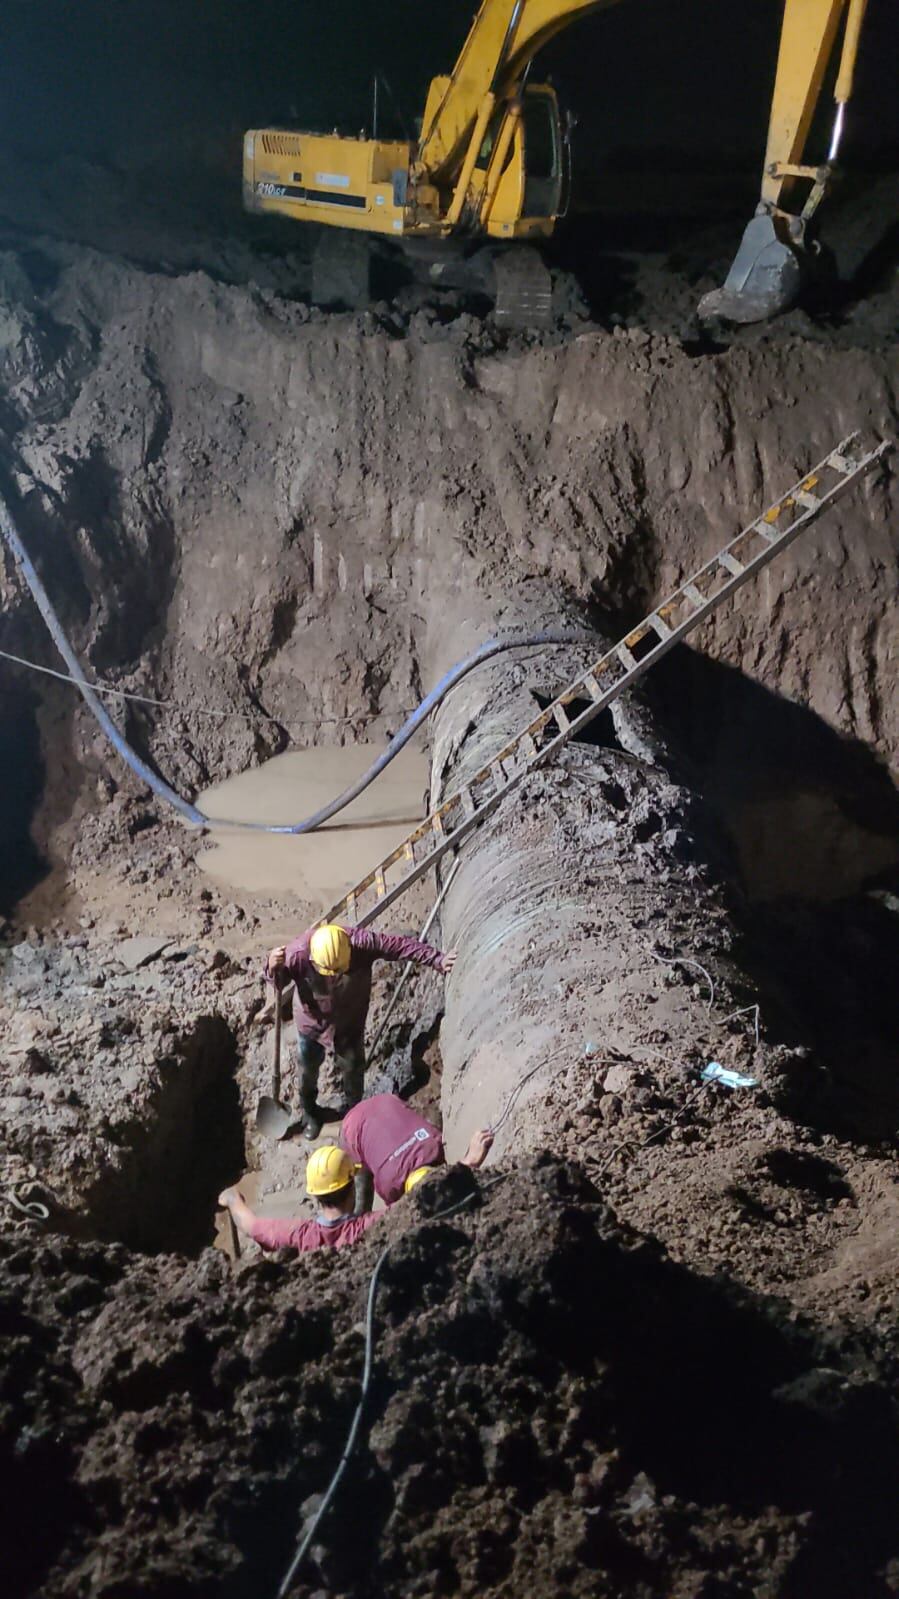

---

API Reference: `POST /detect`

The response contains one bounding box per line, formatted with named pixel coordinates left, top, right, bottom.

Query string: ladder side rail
left=529, top=451, right=885, bottom=767
left=320, top=438, right=889, bottom=926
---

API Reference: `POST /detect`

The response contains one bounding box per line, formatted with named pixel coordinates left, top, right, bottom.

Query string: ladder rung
left=718, top=551, right=745, bottom=577
left=320, top=432, right=889, bottom=933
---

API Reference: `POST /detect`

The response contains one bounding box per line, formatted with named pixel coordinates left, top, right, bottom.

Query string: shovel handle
left=272, top=972, right=283, bottom=1102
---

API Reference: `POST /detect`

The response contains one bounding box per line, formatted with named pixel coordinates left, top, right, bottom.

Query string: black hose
left=0, top=490, right=590, bottom=835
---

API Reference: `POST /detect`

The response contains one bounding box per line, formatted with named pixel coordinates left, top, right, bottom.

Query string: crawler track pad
left=493, top=247, right=553, bottom=330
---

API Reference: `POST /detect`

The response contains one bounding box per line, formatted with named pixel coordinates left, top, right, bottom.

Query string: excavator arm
left=701, top=0, right=869, bottom=323
left=417, top=0, right=614, bottom=183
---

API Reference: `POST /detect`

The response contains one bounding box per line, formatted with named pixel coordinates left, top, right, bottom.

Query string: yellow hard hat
left=306, top=1145, right=359, bottom=1197
left=310, top=924, right=352, bottom=976
left=404, top=1165, right=436, bottom=1195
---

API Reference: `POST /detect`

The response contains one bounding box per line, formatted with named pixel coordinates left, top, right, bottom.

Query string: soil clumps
left=0, top=220, right=897, bottom=1595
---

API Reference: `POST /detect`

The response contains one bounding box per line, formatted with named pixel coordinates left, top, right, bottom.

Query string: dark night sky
left=0, top=1, right=896, bottom=209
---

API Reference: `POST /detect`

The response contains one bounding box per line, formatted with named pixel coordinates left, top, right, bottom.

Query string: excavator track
left=493, top=246, right=553, bottom=330
left=321, top=432, right=890, bottom=928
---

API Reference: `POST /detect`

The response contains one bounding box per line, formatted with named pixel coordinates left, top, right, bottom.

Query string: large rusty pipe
left=424, top=601, right=734, bottom=1163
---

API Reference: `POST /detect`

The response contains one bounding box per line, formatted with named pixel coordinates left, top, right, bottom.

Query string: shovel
left=255, top=977, right=298, bottom=1140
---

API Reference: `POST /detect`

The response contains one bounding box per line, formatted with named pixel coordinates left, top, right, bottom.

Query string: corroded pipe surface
left=427, top=617, right=735, bottom=1162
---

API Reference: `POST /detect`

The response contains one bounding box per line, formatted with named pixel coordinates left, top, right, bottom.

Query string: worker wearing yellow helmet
left=219, top=1144, right=383, bottom=1255
left=218, top=1098, right=493, bottom=1252
left=340, top=1092, right=493, bottom=1208
left=265, top=921, right=456, bottom=1138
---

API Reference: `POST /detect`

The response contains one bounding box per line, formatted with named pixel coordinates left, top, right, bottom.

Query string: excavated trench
left=0, top=694, right=45, bottom=912
left=77, top=1015, right=246, bottom=1256
left=0, top=224, right=898, bottom=1595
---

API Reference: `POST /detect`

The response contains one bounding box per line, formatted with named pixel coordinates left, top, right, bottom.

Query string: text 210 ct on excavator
left=242, top=0, right=870, bottom=329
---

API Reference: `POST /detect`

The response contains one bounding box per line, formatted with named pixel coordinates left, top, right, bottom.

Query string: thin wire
left=488, top=1050, right=573, bottom=1137
left=277, top=1241, right=391, bottom=1598
left=0, top=645, right=291, bottom=726
left=6, top=1185, right=50, bottom=1222
left=592, top=1082, right=709, bottom=1177
left=277, top=1176, right=505, bottom=1598
left=367, top=858, right=461, bottom=1061
left=718, top=1003, right=761, bottom=1047
left=647, top=944, right=716, bottom=1011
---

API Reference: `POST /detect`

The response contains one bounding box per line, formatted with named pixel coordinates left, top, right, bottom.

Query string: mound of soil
left=3, top=1159, right=897, bottom=1599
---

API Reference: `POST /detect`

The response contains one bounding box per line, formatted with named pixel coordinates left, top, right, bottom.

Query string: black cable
left=277, top=1175, right=505, bottom=1597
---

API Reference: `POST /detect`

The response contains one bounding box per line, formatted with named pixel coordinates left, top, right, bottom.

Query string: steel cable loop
left=0, top=490, right=591, bottom=835
left=6, top=1185, right=51, bottom=1222
left=277, top=1175, right=506, bottom=1598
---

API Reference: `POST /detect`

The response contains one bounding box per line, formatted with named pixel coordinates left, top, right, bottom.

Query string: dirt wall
left=1, top=236, right=898, bottom=1599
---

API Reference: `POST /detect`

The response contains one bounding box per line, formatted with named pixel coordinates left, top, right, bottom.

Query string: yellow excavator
left=242, top=0, right=869, bottom=326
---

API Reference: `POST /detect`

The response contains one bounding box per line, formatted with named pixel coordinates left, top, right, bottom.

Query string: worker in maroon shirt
left=341, top=1092, right=493, bottom=1208
left=265, top=921, right=456, bottom=1137
left=218, top=1146, right=383, bottom=1256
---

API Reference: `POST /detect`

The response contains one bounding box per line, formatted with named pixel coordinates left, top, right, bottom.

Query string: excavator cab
left=467, top=84, right=564, bottom=236
left=522, top=90, right=565, bottom=223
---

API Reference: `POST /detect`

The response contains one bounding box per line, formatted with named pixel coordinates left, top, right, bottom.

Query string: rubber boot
left=354, top=1167, right=375, bottom=1214
left=334, top=1041, right=366, bottom=1118
left=297, top=1035, right=325, bottom=1139
left=301, top=1104, right=323, bottom=1140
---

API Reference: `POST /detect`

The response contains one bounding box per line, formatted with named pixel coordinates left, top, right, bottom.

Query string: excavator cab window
left=522, top=90, right=562, bottom=220
left=476, top=105, right=512, bottom=172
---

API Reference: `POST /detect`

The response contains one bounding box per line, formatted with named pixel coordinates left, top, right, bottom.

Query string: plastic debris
left=701, top=1061, right=757, bottom=1090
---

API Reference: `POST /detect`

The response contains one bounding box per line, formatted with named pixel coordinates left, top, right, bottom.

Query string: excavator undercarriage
left=311, top=232, right=555, bottom=329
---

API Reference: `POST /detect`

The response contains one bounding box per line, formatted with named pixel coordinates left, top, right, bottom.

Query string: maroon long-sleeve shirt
left=341, top=1093, right=446, bottom=1205
left=267, top=923, right=448, bottom=1047
left=247, top=1210, right=382, bottom=1254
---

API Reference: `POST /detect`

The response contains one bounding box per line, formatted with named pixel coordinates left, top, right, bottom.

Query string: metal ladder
left=324, top=431, right=890, bottom=928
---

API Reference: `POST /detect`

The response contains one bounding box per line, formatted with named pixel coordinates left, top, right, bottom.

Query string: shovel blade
left=256, top=1095, right=295, bottom=1141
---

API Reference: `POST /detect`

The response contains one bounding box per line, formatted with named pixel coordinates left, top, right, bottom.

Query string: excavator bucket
left=698, top=214, right=804, bottom=325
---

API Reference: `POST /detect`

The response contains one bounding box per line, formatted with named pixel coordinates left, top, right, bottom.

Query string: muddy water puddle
left=197, top=744, right=428, bottom=907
